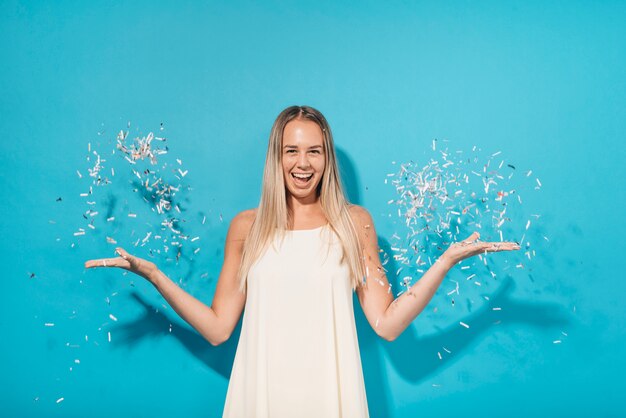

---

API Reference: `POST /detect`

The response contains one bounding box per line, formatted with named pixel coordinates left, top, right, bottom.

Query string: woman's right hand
left=84, top=247, right=158, bottom=282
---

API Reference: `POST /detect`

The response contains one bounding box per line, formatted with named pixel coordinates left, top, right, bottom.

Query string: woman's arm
left=85, top=209, right=255, bottom=346
left=350, top=205, right=518, bottom=342
left=149, top=210, right=253, bottom=345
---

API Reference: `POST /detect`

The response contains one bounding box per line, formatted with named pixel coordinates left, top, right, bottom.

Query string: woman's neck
left=287, top=197, right=326, bottom=228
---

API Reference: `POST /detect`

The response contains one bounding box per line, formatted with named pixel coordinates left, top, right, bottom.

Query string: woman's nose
left=297, top=152, right=310, bottom=168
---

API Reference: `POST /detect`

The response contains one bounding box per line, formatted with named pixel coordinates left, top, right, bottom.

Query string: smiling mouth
left=292, top=173, right=313, bottom=184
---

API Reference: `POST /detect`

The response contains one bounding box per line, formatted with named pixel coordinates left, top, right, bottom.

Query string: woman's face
left=281, top=119, right=326, bottom=201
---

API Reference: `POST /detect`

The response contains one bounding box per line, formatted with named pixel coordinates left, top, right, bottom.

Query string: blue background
left=1, top=1, right=625, bottom=417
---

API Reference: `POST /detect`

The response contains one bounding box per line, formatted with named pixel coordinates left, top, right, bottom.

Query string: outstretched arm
left=85, top=209, right=255, bottom=346
left=351, top=205, right=519, bottom=342
left=146, top=207, right=249, bottom=345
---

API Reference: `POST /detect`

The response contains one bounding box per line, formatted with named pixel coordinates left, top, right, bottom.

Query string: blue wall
left=1, top=1, right=624, bottom=416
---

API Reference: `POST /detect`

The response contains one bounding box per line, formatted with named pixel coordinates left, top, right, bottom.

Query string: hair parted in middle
left=237, top=105, right=366, bottom=292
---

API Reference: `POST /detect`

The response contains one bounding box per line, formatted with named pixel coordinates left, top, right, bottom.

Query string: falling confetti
left=68, top=124, right=218, bottom=267
left=384, top=143, right=542, bottom=290
left=382, top=141, right=546, bottom=348
left=42, top=122, right=229, bottom=403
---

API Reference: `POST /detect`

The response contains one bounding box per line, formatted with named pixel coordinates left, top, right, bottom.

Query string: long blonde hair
left=237, top=105, right=366, bottom=292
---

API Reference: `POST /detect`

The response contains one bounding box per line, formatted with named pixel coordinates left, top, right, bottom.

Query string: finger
left=482, top=242, right=521, bottom=252
left=115, top=247, right=134, bottom=263
left=116, top=247, right=144, bottom=270
left=460, top=231, right=481, bottom=245
left=84, top=257, right=129, bottom=269
left=115, top=247, right=127, bottom=258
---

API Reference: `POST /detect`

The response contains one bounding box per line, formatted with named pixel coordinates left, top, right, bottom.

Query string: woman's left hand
left=440, top=231, right=521, bottom=268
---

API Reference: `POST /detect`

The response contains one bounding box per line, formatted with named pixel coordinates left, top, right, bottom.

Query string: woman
left=85, top=105, right=520, bottom=417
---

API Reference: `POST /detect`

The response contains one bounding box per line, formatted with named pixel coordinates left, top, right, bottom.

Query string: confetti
left=384, top=143, right=543, bottom=317
left=70, top=125, right=204, bottom=264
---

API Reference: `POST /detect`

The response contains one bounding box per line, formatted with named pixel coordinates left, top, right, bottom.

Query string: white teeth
left=293, top=173, right=313, bottom=179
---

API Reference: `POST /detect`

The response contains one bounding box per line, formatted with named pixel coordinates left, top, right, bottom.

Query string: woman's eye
left=286, top=150, right=296, bottom=154
left=310, top=150, right=320, bottom=154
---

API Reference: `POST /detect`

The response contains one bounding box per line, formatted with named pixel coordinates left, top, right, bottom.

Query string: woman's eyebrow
left=283, top=145, right=323, bottom=149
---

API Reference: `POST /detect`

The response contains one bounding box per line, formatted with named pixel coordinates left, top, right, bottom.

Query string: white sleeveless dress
left=222, top=224, right=370, bottom=417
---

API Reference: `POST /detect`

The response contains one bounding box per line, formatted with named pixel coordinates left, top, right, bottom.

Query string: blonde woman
left=85, top=105, right=520, bottom=417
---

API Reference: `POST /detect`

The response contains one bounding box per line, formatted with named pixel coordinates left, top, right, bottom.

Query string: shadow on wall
left=107, top=291, right=240, bottom=379
left=103, top=146, right=573, bottom=418
left=338, top=147, right=573, bottom=416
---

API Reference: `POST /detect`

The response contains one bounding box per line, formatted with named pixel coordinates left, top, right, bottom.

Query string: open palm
left=84, top=247, right=157, bottom=280
left=442, top=231, right=520, bottom=266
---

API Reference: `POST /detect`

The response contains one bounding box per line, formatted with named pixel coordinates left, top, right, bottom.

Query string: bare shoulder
left=228, top=208, right=257, bottom=240
left=348, top=204, right=374, bottom=227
